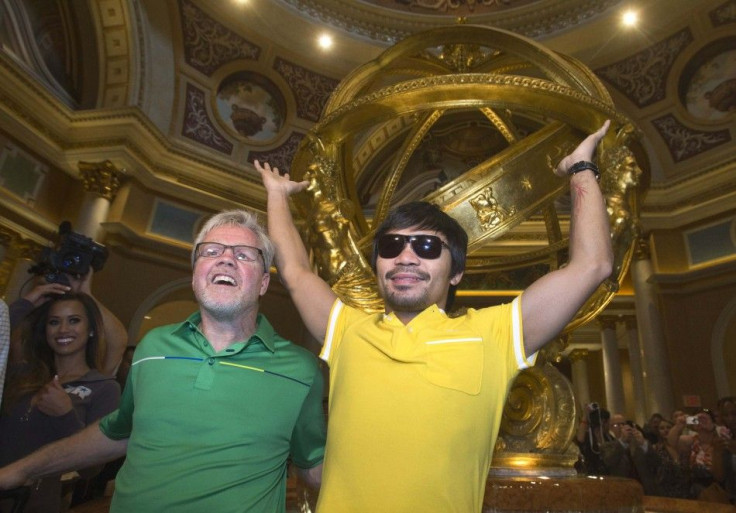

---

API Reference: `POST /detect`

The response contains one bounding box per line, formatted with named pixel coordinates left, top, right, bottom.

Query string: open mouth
left=212, top=274, right=236, bottom=286
left=56, top=337, right=74, bottom=345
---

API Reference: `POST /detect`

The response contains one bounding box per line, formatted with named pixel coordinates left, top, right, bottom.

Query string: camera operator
left=1, top=292, right=121, bottom=513
left=9, top=270, right=127, bottom=377
left=575, top=402, right=613, bottom=475
left=9, top=224, right=127, bottom=378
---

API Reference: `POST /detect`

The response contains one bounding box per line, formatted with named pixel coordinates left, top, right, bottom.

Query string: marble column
left=631, top=237, right=674, bottom=417
left=76, top=160, right=122, bottom=239
left=623, top=316, right=647, bottom=426
left=599, top=317, right=625, bottom=415
left=569, top=349, right=591, bottom=409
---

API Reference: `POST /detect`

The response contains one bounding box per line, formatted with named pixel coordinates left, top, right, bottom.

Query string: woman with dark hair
left=0, top=293, right=120, bottom=513
left=669, top=409, right=732, bottom=502
left=646, top=418, right=693, bottom=498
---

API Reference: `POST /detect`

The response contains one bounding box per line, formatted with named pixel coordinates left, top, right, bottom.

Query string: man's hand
left=255, top=160, right=308, bottom=197
left=33, top=376, right=73, bottom=417
left=555, top=120, right=611, bottom=177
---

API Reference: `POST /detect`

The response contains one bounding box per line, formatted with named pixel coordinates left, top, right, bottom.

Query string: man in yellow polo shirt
left=258, top=120, right=613, bottom=512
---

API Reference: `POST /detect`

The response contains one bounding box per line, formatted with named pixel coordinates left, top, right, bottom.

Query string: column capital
left=597, top=316, right=618, bottom=330
left=78, top=160, right=123, bottom=201
left=568, top=348, right=589, bottom=362
left=633, top=236, right=651, bottom=261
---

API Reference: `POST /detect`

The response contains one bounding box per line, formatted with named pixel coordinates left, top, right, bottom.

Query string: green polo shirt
left=99, top=312, right=326, bottom=513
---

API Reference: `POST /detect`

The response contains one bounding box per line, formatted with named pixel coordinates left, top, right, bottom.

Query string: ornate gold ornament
left=289, top=25, right=643, bottom=470
left=78, top=160, right=123, bottom=201
left=492, top=362, right=579, bottom=472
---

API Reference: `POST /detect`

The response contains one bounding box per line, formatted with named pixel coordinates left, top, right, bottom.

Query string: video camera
left=587, top=402, right=609, bottom=428
left=29, top=222, right=108, bottom=285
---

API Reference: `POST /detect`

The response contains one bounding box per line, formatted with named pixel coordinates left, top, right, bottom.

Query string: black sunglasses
left=377, top=234, right=449, bottom=260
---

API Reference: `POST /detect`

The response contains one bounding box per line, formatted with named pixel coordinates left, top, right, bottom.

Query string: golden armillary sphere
left=289, top=23, right=644, bottom=476
left=290, top=24, right=642, bottom=335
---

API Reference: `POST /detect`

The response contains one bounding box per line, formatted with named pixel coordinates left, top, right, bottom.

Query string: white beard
left=195, top=285, right=250, bottom=321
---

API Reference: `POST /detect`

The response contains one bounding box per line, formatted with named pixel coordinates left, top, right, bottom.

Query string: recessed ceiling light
left=622, top=10, right=638, bottom=27
left=318, top=34, right=333, bottom=50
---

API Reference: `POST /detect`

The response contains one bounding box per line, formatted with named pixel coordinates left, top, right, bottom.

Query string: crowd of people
left=0, top=121, right=733, bottom=512
left=575, top=398, right=736, bottom=504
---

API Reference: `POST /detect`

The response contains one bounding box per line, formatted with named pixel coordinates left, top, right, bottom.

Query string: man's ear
left=259, top=272, right=271, bottom=296
left=450, top=272, right=463, bottom=286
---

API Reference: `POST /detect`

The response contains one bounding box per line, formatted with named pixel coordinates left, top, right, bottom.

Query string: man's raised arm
left=521, top=121, right=614, bottom=355
left=69, top=270, right=129, bottom=376
left=256, top=160, right=337, bottom=342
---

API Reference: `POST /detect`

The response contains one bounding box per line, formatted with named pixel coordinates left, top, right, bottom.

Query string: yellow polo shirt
left=317, top=296, right=535, bottom=512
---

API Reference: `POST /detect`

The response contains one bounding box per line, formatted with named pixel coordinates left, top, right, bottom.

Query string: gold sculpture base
left=484, top=472, right=644, bottom=513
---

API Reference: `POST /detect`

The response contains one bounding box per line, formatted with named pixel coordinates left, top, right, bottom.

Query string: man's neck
left=199, top=310, right=258, bottom=352
left=387, top=302, right=444, bottom=325
left=391, top=311, right=418, bottom=325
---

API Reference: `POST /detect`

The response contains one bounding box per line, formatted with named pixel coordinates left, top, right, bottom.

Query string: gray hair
left=191, top=209, right=274, bottom=271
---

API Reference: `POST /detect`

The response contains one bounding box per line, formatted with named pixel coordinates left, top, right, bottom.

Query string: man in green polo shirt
left=0, top=210, right=326, bottom=513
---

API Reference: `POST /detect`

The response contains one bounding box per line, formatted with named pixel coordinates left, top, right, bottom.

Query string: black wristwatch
left=567, top=160, right=600, bottom=182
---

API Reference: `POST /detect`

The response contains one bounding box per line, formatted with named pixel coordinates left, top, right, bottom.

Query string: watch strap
left=567, top=160, right=600, bottom=181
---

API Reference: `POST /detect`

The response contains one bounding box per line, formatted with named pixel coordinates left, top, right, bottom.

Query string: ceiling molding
left=278, top=0, right=621, bottom=43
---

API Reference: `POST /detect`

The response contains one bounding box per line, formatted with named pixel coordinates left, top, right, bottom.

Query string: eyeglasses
left=377, top=234, right=449, bottom=260
left=611, top=421, right=633, bottom=428
left=195, top=242, right=265, bottom=268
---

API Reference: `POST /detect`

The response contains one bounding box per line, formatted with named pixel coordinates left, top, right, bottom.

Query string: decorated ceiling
left=0, top=0, right=734, bottom=242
